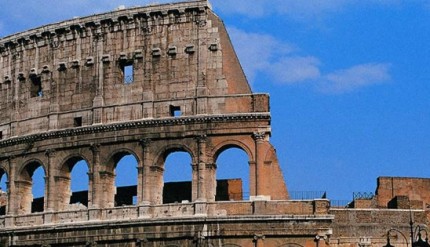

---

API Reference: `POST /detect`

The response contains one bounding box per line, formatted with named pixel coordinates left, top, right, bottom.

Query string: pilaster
left=90, top=144, right=101, bottom=208
left=45, top=149, right=56, bottom=212
left=139, top=139, right=152, bottom=205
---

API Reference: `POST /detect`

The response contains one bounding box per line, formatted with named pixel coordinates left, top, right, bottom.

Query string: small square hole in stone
left=74, top=117, right=82, bottom=127
left=170, top=105, right=182, bottom=117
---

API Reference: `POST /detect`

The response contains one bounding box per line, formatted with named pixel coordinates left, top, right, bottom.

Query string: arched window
left=69, top=160, right=89, bottom=208
left=31, top=166, right=45, bottom=213
left=0, top=169, right=8, bottom=215
left=215, top=147, right=249, bottom=201
left=19, top=161, right=46, bottom=214
left=57, top=157, right=89, bottom=211
left=115, top=154, right=138, bottom=206
left=163, top=151, right=192, bottom=204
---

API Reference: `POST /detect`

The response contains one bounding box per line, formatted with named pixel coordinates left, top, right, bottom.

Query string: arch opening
left=69, top=159, right=89, bottom=209
left=31, top=166, right=45, bottom=213
left=215, top=146, right=250, bottom=201
left=58, top=157, right=89, bottom=211
left=162, top=150, right=192, bottom=204
left=114, top=154, right=138, bottom=206
left=0, top=169, right=8, bottom=215
left=19, top=162, right=46, bottom=213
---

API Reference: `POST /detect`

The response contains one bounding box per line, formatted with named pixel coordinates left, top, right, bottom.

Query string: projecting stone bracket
left=3, top=75, right=10, bottom=83
left=101, top=54, right=111, bottom=63
left=85, top=57, right=94, bottom=66
left=57, top=62, right=67, bottom=71
left=17, top=72, right=26, bottom=81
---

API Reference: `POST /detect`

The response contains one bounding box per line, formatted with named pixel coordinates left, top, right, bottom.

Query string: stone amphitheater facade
left=0, top=0, right=428, bottom=246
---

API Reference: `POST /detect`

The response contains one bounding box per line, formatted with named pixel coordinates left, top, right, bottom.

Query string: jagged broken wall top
left=0, top=0, right=265, bottom=139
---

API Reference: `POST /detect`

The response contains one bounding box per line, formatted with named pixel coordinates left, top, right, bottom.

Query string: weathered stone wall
left=330, top=208, right=429, bottom=247
left=376, top=177, right=430, bottom=208
left=0, top=1, right=428, bottom=247
left=0, top=0, right=288, bottom=218
left=0, top=0, right=254, bottom=139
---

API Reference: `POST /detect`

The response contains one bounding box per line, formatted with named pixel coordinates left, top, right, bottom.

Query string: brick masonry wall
left=376, top=177, right=430, bottom=208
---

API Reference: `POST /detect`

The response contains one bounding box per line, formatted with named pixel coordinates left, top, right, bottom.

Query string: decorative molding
left=149, top=166, right=164, bottom=173
left=0, top=113, right=270, bottom=148
left=139, top=138, right=152, bottom=148
left=252, top=132, right=266, bottom=141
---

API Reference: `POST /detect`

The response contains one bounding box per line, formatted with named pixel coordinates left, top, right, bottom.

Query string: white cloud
left=269, top=57, right=321, bottom=84
left=228, top=27, right=296, bottom=83
left=320, top=63, right=391, bottom=93
left=228, top=28, right=391, bottom=93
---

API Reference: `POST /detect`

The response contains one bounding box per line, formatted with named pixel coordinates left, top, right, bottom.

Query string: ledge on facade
left=0, top=199, right=331, bottom=230
left=0, top=0, right=209, bottom=44
left=0, top=113, right=271, bottom=149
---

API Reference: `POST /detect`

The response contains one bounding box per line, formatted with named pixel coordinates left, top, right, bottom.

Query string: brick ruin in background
left=0, top=0, right=428, bottom=246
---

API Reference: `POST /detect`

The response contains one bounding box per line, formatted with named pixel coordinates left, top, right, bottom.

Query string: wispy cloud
left=320, top=63, right=391, bottom=93
left=229, top=28, right=391, bottom=93
left=211, top=0, right=418, bottom=20
left=269, top=57, right=321, bottom=84
left=228, top=27, right=296, bottom=83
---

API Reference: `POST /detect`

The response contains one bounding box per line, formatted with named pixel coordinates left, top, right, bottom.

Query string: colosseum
left=0, top=0, right=429, bottom=246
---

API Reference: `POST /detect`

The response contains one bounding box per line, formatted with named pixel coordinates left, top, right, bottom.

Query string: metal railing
left=289, top=191, right=327, bottom=200
left=353, top=192, right=374, bottom=200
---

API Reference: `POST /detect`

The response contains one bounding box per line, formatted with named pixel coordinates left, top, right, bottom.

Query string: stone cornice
left=0, top=113, right=270, bottom=148
left=0, top=0, right=209, bottom=46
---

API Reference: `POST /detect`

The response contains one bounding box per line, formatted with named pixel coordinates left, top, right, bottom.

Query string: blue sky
left=1, top=0, right=430, bottom=201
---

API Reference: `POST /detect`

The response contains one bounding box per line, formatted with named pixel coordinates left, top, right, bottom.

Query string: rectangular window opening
left=0, top=131, right=3, bottom=140
left=170, top=105, right=182, bottom=117
left=30, top=76, right=43, bottom=98
left=74, top=117, right=83, bottom=127
left=122, top=63, right=134, bottom=84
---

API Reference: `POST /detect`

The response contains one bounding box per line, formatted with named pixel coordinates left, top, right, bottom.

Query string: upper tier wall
left=0, top=0, right=261, bottom=140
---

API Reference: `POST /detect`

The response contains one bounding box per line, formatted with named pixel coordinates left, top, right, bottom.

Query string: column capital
left=98, top=171, right=114, bottom=178
left=192, top=163, right=199, bottom=171
left=139, top=138, right=152, bottom=148
left=90, top=143, right=101, bottom=153
left=205, top=163, right=217, bottom=170
left=45, top=149, right=56, bottom=158
left=253, top=234, right=265, bottom=241
left=195, top=134, right=207, bottom=143
left=315, top=229, right=332, bottom=241
left=54, top=175, right=71, bottom=182
left=149, top=165, right=164, bottom=173
left=136, top=166, right=144, bottom=174
left=252, top=132, right=266, bottom=141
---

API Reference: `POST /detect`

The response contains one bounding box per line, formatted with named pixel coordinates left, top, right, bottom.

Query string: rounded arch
left=153, top=144, right=195, bottom=168
left=19, top=159, right=47, bottom=181
left=151, top=143, right=195, bottom=205
left=0, top=166, right=8, bottom=186
left=105, top=148, right=141, bottom=173
left=59, top=154, right=91, bottom=174
left=0, top=166, right=8, bottom=215
left=212, top=139, right=254, bottom=163
left=103, top=148, right=141, bottom=207
left=0, top=162, right=10, bottom=178
left=18, top=159, right=46, bottom=214
left=57, top=154, right=90, bottom=211
left=277, top=243, right=305, bottom=247
left=215, top=145, right=250, bottom=201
